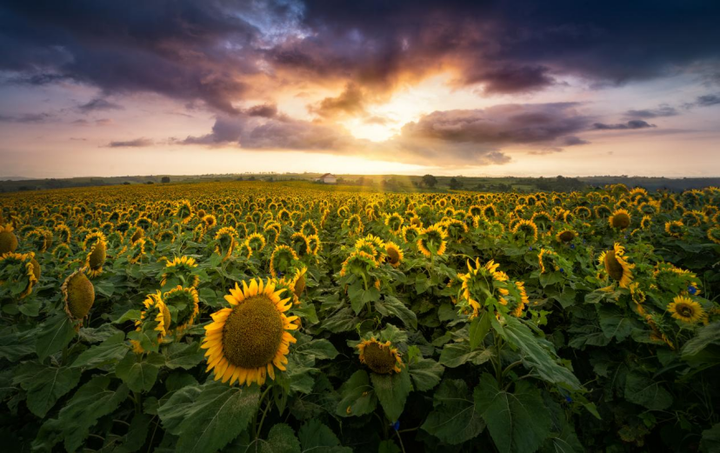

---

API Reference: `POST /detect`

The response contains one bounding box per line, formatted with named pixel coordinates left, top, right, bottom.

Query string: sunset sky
left=1, top=0, right=719, bottom=178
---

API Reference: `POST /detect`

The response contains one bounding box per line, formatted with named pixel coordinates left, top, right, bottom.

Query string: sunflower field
left=1, top=181, right=720, bottom=453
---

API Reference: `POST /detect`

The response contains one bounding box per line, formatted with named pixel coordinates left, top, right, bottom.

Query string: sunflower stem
left=253, top=386, right=273, bottom=439
left=395, top=430, right=407, bottom=453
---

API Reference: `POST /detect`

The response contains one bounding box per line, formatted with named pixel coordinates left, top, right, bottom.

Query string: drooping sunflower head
left=269, top=245, right=299, bottom=277
left=384, top=212, right=404, bottom=233
left=246, top=233, right=266, bottom=253
left=85, top=238, right=107, bottom=278
left=61, top=268, right=95, bottom=324
left=131, top=292, right=171, bottom=353
left=0, top=252, right=38, bottom=299
left=538, top=248, right=558, bottom=274
left=300, top=220, right=318, bottom=237
left=306, top=234, right=322, bottom=255
left=556, top=229, right=576, bottom=243
left=160, top=256, right=200, bottom=288
left=668, top=296, right=705, bottom=324
left=201, top=278, right=297, bottom=386
left=130, top=227, right=145, bottom=244
left=290, top=232, right=310, bottom=256
left=355, top=235, right=386, bottom=262
left=289, top=266, right=307, bottom=302
left=609, top=209, right=631, bottom=230
left=163, top=285, right=199, bottom=335
left=599, top=243, right=634, bottom=288
left=176, top=200, right=194, bottom=223
left=127, top=238, right=146, bottom=264
left=214, top=227, right=237, bottom=260
left=665, top=220, right=685, bottom=238
left=340, top=250, right=378, bottom=277
left=357, top=338, right=403, bottom=374
left=417, top=225, right=448, bottom=257
left=385, top=242, right=404, bottom=268
left=401, top=225, right=421, bottom=244
left=203, top=214, right=217, bottom=229
left=708, top=226, right=720, bottom=244
left=512, top=219, right=538, bottom=243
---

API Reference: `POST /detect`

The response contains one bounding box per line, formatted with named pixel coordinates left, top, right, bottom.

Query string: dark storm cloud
left=107, top=138, right=154, bottom=147
left=2, top=0, right=719, bottom=112
left=624, top=105, right=678, bottom=119
left=181, top=102, right=590, bottom=165
left=0, top=0, right=265, bottom=113
left=593, top=120, right=655, bottom=130
left=77, top=98, right=123, bottom=113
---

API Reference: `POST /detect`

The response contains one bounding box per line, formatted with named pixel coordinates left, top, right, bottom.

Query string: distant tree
left=161, top=176, right=170, bottom=183
left=123, top=182, right=131, bottom=185
left=248, top=176, right=256, bottom=181
left=422, top=174, right=438, bottom=188
left=146, top=181, right=154, bottom=185
left=449, top=177, right=463, bottom=190
left=235, top=176, right=243, bottom=181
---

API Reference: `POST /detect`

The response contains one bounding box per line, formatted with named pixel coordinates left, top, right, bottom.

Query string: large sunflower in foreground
left=667, top=296, right=705, bottom=324
left=201, top=279, right=298, bottom=386
left=598, top=243, right=634, bottom=288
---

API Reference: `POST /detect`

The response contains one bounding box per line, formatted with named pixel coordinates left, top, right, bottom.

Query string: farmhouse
left=317, top=173, right=337, bottom=184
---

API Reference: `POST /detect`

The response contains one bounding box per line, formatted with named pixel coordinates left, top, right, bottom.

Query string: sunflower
left=85, top=238, right=107, bottom=278
left=0, top=252, right=38, bottom=299
left=384, top=213, right=404, bottom=233
left=306, top=234, right=322, bottom=255
left=288, top=266, right=307, bottom=304
left=163, top=285, right=199, bottom=335
left=357, top=338, right=403, bottom=374
left=214, top=227, right=238, bottom=261
left=176, top=200, right=194, bottom=223
left=290, top=232, right=310, bottom=256
left=417, top=225, right=448, bottom=257
left=203, top=214, right=217, bottom=229
left=665, top=220, right=685, bottom=238
left=459, top=258, right=510, bottom=316
left=556, top=229, right=576, bottom=243
left=129, top=227, right=145, bottom=244
left=201, top=278, right=298, bottom=386
left=609, top=209, right=631, bottom=230
left=401, top=225, right=421, bottom=244
left=385, top=242, right=404, bottom=268
left=246, top=233, right=267, bottom=253
left=538, top=248, right=558, bottom=274
left=708, top=226, right=720, bottom=245
left=511, top=219, right=538, bottom=243
left=598, top=243, right=634, bottom=288
left=340, top=251, right=378, bottom=277
left=61, top=268, right=95, bottom=326
left=667, top=296, right=705, bottom=324
left=53, top=243, right=72, bottom=262
left=131, top=292, right=171, bottom=354
left=161, top=256, right=200, bottom=288
left=269, top=245, right=299, bottom=277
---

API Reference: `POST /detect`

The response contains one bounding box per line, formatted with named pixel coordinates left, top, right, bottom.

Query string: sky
left=1, top=0, right=719, bottom=178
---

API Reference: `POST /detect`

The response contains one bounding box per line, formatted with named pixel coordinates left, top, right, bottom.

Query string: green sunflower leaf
left=336, top=370, right=377, bottom=417
left=260, top=423, right=301, bottom=453
left=474, top=373, right=552, bottom=453
left=158, top=380, right=260, bottom=453
left=13, top=362, right=81, bottom=418
left=371, top=369, right=412, bottom=422
left=421, top=379, right=485, bottom=445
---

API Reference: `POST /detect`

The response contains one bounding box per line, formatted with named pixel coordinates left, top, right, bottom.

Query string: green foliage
left=1, top=180, right=719, bottom=452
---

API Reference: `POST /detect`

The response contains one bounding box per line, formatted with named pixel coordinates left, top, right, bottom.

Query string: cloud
left=309, top=83, right=366, bottom=118
left=2, top=0, right=719, bottom=114
left=180, top=102, right=590, bottom=166
left=0, top=112, right=53, bottom=123
left=696, top=94, right=720, bottom=107
left=593, top=120, right=655, bottom=130
left=624, top=105, right=678, bottom=118
left=106, top=138, right=153, bottom=147
left=245, top=103, right=278, bottom=118
left=77, top=98, right=123, bottom=113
